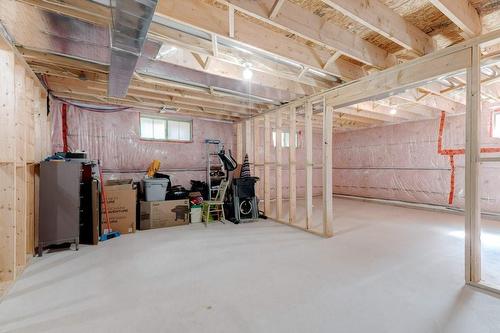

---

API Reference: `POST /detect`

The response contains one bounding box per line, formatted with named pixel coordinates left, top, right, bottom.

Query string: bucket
left=190, top=205, right=202, bottom=223
left=143, top=178, right=170, bottom=201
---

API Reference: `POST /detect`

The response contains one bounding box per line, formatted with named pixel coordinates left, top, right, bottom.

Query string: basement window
left=493, top=111, right=500, bottom=139
left=167, top=119, right=192, bottom=141
left=140, top=116, right=192, bottom=142
left=272, top=131, right=299, bottom=148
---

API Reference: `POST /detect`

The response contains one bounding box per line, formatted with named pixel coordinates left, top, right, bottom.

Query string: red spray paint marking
left=437, top=111, right=500, bottom=205
left=62, top=103, right=69, bottom=152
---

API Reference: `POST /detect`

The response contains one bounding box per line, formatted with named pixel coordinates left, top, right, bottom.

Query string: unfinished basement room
left=2, top=0, right=500, bottom=332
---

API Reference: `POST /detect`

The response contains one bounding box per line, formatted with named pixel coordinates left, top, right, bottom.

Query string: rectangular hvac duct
left=108, top=0, right=158, bottom=97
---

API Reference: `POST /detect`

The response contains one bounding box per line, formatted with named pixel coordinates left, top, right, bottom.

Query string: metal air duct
left=108, top=0, right=158, bottom=97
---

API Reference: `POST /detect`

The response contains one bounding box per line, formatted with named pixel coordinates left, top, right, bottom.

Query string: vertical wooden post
left=228, top=4, right=235, bottom=38
left=29, top=86, right=39, bottom=162
left=253, top=117, right=261, bottom=205
left=0, top=49, right=17, bottom=282
left=15, top=65, right=26, bottom=164
left=244, top=119, right=253, bottom=170
left=288, top=105, right=296, bottom=224
left=323, top=103, right=333, bottom=237
left=275, top=110, right=283, bottom=220
left=305, top=100, right=313, bottom=229
left=236, top=122, right=243, bottom=165
left=465, top=45, right=481, bottom=283
left=27, top=164, right=35, bottom=255
left=14, top=64, right=26, bottom=268
left=37, top=90, right=49, bottom=161
left=264, top=114, right=271, bottom=214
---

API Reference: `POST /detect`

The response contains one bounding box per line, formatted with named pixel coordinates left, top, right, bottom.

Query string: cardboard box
left=140, top=199, right=190, bottom=230
left=101, top=179, right=137, bottom=235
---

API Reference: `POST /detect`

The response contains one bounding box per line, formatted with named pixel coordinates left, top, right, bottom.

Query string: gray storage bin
left=144, top=178, right=170, bottom=201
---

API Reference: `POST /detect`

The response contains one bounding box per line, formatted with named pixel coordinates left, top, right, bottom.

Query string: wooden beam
left=428, top=0, right=481, bottom=37
left=269, top=0, right=285, bottom=19
left=149, top=23, right=331, bottom=89
left=264, top=114, right=271, bottom=214
left=44, top=75, right=255, bottom=116
left=321, top=0, right=435, bottom=55
left=288, top=104, right=296, bottom=224
left=14, top=64, right=26, bottom=269
left=275, top=110, right=283, bottom=220
left=305, top=100, right=313, bottom=230
left=228, top=5, right=235, bottom=38
left=16, top=0, right=111, bottom=26
left=221, top=0, right=395, bottom=69
left=10, top=1, right=331, bottom=90
left=236, top=122, right=243, bottom=164
left=326, top=47, right=472, bottom=109
left=253, top=117, right=263, bottom=209
left=51, top=91, right=240, bottom=121
left=211, top=34, right=219, bottom=57
left=27, top=59, right=269, bottom=111
left=155, top=0, right=365, bottom=80
left=0, top=49, right=17, bottom=282
left=323, top=103, right=333, bottom=237
left=244, top=119, right=253, bottom=174
left=297, top=67, right=308, bottom=80
left=323, top=52, right=342, bottom=70
left=465, top=44, right=481, bottom=283
left=154, top=46, right=327, bottom=94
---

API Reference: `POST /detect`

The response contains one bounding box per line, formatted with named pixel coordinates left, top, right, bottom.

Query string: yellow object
left=146, top=160, right=161, bottom=177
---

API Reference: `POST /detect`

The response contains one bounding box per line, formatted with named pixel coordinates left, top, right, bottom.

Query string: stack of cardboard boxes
left=101, top=179, right=191, bottom=235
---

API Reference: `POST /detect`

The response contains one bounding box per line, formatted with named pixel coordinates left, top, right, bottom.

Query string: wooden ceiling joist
left=51, top=91, right=242, bottom=122
left=428, top=0, right=482, bottom=37
left=219, top=0, right=396, bottom=69
left=8, top=0, right=500, bottom=125
left=10, top=0, right=335, bottom=92
left=154, top=0, right=365, bottom=80
left=320, top=0, right=435, bottom=55
left=149, top=24, right=329, bottom=90
left=17, top=0, right=111, bottom=26
left=45, top=76, right=257, bottom=115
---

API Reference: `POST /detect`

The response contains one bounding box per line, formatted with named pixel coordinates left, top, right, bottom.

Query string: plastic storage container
left=143, top=178, right=170, bottom=201
left=190, top=205, right=202, bottom=223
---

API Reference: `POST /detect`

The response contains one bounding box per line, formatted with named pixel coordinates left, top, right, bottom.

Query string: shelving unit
left=0, top=36, right=50, bottom=298
left=205, top=139, right=226, bottom=200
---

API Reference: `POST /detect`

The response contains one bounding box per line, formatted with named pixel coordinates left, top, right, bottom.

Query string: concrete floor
left=1, top=198, right=500, bottom=333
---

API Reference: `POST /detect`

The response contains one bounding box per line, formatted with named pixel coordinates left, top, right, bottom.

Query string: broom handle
left=99, top=165, right=112, bottom=233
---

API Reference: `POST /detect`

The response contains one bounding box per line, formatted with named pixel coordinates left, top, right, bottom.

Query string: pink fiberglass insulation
left=251, top=111, right=500, bottom=214
left=332, top=111, right=500, bottom=213
left=50, top=97, right=500, bottom=213
left=50, top=99, right=235, bottom=188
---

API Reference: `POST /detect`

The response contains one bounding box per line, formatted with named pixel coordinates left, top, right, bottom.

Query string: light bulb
left=390, top=108, right=397, bottom=115
left=243, top=67, right=253, bottom=80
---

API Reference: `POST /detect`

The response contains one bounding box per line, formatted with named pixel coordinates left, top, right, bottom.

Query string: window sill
left=139, top=138, right=193, bottom=143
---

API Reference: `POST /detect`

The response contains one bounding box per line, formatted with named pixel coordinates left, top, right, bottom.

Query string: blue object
left=100, top=231, right=121, bottom=241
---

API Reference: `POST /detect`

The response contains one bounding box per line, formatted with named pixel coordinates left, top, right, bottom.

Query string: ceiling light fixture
left=243, top=63, right=253, bottom=80
left=156, top=45, right=178, bottom=59
left=390, top=108, right=397, bottom=115
left=160, top=106, right=178, bottom=113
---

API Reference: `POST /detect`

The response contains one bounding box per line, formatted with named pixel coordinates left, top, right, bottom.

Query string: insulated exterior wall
left=333, top=112, right=500, bottom=213
left=50, top=100, right=235, bottom=187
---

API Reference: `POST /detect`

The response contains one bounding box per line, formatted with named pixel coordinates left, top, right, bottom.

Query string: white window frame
left=272, top=130, right=299, bottom=148
left=139, top=115, right=192, bottom=142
